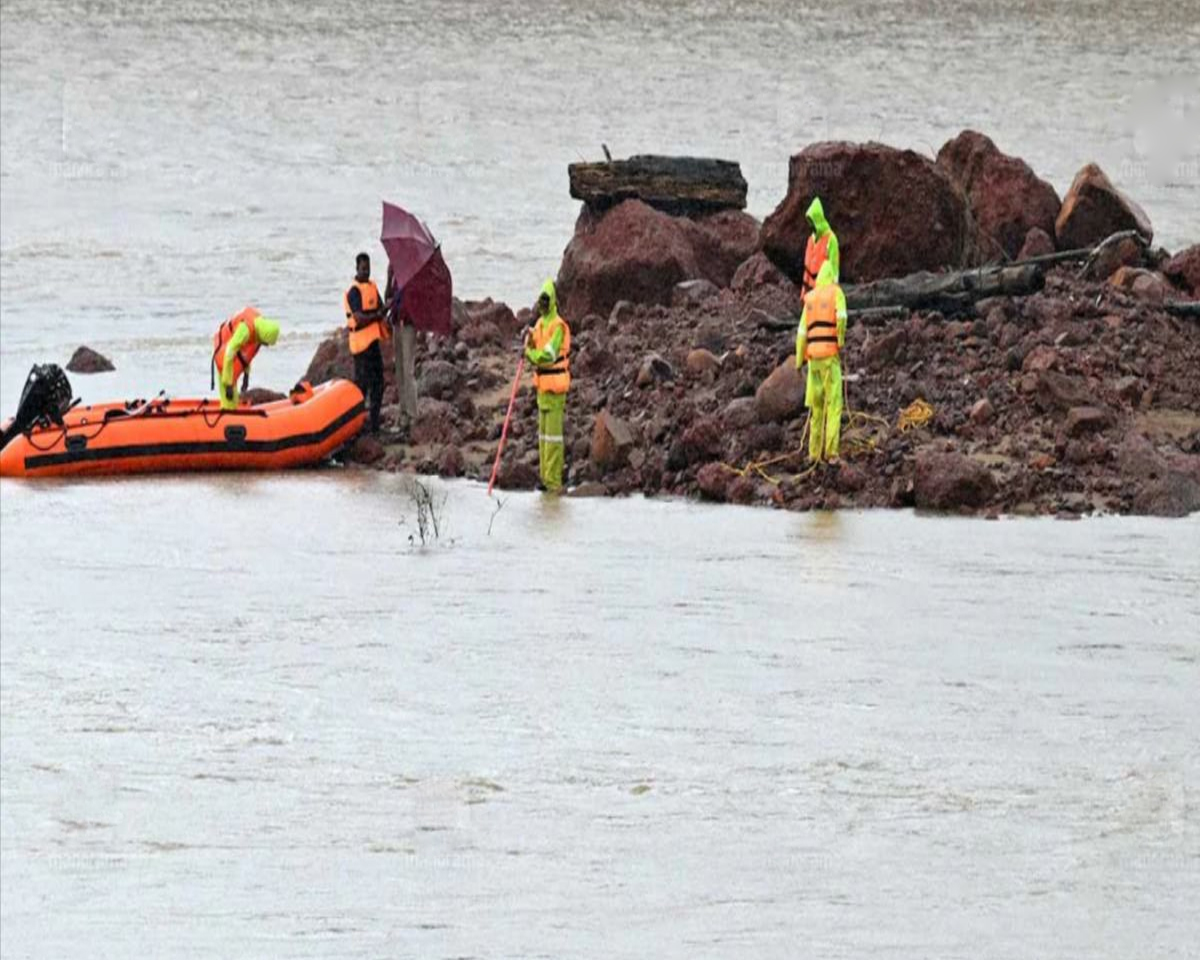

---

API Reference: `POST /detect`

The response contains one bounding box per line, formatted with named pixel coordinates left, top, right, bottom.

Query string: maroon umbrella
left=380, top=201, right=453, bottom=337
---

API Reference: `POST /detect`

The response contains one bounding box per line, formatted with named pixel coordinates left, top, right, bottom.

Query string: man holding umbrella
left=385, top=263, right=418, bottom=429
left=378, top=201, right=454, bottom=433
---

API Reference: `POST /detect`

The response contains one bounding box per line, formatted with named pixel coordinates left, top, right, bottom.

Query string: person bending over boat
left=212, top=307, right=281, bottom=410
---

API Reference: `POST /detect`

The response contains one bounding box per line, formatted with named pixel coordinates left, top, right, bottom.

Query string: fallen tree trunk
left=844, top=263, right=1044, bottom=314
left=755, top=305, right=909, bottom=332
left=1165, top=301, right=1200, bottom=319
left=568, top=155, right=747, bottom=216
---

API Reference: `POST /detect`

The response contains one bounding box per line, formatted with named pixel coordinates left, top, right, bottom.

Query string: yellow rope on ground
left=720, top=398, right=936, bottom=487
left=898, top=398, right=934, bottom=432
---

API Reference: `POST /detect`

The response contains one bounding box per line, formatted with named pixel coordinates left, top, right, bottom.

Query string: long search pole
left=487, top=342, right=527, bottom=496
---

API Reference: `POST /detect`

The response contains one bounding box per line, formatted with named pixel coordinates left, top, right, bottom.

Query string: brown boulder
left=1162, top=244, right=1200, bottom=296
left=305, top=328, right=367, bottom=385
left=913, top=450, right=997, bottom=511
left=970, top=398, right=995, bottom=425
left=1088, top=235, right=1146, bottom=280
left=1017, top=227, right=1056, bottom=260
left=761, top=141, right=977, bottom=283
left=1054, top=163, right=1153, bottom=250
left=936, top=130, right=1061, bottom=260
left=864, top=327, right=908, bottom=370
left=242, top=387, right=286, bottom=406
left=417, top=360, right=461, bottom=400
left=678, top=417, right=725, bottom=465
left=591, top=410, right=635, bottom=472
left=495, top=459, right=539, bottom=491
left=696, top=462, right=732, bottom=501
left=1118, top=433, right=1200, bottom=517
left=731, top=251, right=792, bottom=293
left=635, top=352, right=674, bottom=388
left=1022, top=344, right=1058, bottom=374
left=685, top=348, right=721, bottom=378
left=66, top=345, right=115, bottom=374
left=558, top=202, right=755, bottom=319
left=672, top=279, right=719, bottom=307
left=410, top=398, right=458, bottom=446
left=557, top=200, right=700, bottom=319
left=437, top=445, right=465, bottom=478
left=1036, top=370, right=1092, bottom=413
left=1064, top=406, right=1114, bottom=437
left=345, top=434, right=385, bottom=465
left=721, top=397, right=759, bottom=430
left=463, top=298, right=519, bottom=335
left=683, top=210, right=761, bottom=287
left=1109, top=267, right=1168, bottom=303
left=755, top=356, right=805, bottom=423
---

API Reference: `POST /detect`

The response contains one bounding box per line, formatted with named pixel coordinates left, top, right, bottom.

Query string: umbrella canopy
left=380, top=201, right=452, bottom=337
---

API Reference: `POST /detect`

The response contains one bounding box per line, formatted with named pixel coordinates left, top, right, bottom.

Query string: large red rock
left=1017, top=227, right=1056, bottom=260
left=556, top=201, right=759, bottom=319
left=760, top=141, right=977, bottom=283
left=936, top=130, right=1061, bottom=260
left=1162, top=244, right=1200, bottom=296
left=913, top=450, right=997, bottom=511
left=557, top=201, right=700, bottom=320
left=682, top=210, right=761, bottom=287
left=1054, top=163, right=1153, bottom=250
left=754, top=357, right=805, bottom=423
left=591, top=410, right=635, bottom=472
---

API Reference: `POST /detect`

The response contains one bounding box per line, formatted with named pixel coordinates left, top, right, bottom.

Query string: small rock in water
left=66, top=345, right=115, bottom=374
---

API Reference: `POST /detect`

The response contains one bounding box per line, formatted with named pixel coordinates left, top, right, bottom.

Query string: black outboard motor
left=0, top=364, right=75, bottom=450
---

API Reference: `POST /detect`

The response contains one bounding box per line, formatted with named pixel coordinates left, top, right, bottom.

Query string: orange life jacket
left=802, top=232, right=832, bottom=300
left=344, top=280, right=385, bottom=355
left=532, top=315, right=571, bottom=394
left=803, top=285, right=841, bottom=360
left=211, top=307, right=261, bottom=388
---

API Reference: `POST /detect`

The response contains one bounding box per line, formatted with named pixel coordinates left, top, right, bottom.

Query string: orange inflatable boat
left=0, top=372, right=365, bottom=479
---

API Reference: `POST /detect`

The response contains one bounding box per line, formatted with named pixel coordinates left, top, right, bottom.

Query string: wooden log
left=844, top=264, right=1044, bottom=314
left=568, top=155, right=747, bottom=215
left=1165, top=301, right=1200, bottom=319
left=755, top=305, right=909, bottom=332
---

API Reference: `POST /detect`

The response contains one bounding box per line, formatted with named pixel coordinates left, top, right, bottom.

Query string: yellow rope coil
left=897, top=398, right=934, bottom=433
left=720, top=398, right=935, bottom=486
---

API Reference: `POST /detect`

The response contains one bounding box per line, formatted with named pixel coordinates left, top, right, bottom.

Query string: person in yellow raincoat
left=211, top=307, right=281, bottom=410
left=796, top=261, right=847, bottom=463
left=800, top=196, right=840, bottom=302
left=524, top=279, right=571, bottom=492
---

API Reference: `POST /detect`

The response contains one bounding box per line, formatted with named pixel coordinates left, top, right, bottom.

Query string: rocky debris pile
left=66, top=345, right=115, bottom=374
left=303, top=137, right=1199, bottom=518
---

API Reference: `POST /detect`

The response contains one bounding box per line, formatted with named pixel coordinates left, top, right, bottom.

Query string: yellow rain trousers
left=805, top=357, right=843, bottom=462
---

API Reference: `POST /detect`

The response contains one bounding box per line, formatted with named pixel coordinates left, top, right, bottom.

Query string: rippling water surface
left=2, top=478, right=1199, bottom=957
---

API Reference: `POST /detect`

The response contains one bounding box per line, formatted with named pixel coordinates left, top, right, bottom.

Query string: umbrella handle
left=487, top=352, right=526, bottom=496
